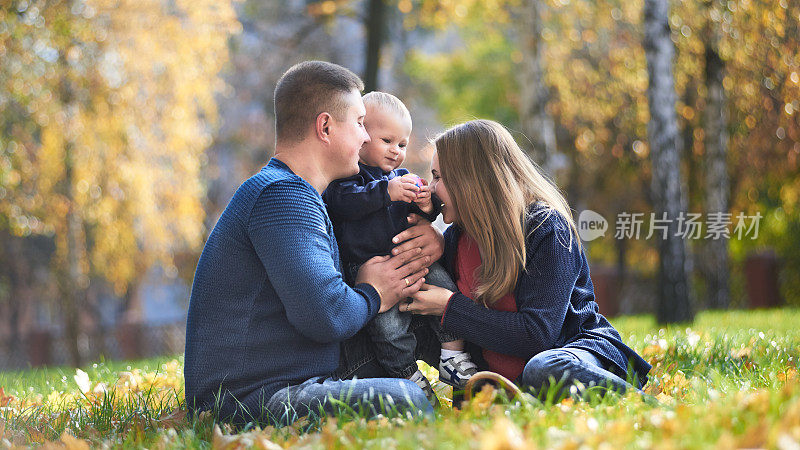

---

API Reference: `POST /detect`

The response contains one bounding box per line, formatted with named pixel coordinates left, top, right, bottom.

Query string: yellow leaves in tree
left=1, top=0, right=240, bottom=299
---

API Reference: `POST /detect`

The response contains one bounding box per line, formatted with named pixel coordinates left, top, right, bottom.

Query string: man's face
left=358, top=106, right=411, bottom=173
left=328, top=89, right=370, bottom=178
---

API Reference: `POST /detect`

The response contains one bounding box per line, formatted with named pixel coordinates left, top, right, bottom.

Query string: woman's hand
left=404, top=283, right=453, bottom=316
left=391, top=213, right=444, bottom=263
left=413, top=179, right=434, bottom=214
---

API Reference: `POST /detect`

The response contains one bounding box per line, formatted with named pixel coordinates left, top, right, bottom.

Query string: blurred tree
left=702, top=0, right=730, bottom=309
left=364, top=0, right=386, bottom=92
left=307, top=0, right=399, bottom=92
left=0, top=0, right=239, bottom=365
left=644, top=0, right=694, bottom=323
left=516, top=0, right=560, bottom=177
left=405, top=0, right=658, bottom=278
left=405, top=0, right=799, bottom=309
left=669, top=0, right=799, bottom=306
left=0, top=232, right=54, bottom=364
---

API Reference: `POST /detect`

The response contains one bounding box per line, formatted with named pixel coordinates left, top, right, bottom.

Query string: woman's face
left=430, top=152, right=458, bottom=224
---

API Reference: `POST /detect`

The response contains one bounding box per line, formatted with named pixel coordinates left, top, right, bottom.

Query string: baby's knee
left=370, top=307, right=410, bottom=335
left=424, top=263, right=457, bottom=291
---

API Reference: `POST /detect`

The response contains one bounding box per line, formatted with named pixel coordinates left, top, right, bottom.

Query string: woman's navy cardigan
left=438, top=203, right=651, bottom=386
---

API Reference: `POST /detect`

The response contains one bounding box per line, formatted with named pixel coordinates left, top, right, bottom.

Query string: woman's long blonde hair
left=435, top=119, right=580, bottom=305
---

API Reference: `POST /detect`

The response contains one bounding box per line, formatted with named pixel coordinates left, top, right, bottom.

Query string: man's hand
left=388, top=175, right=420, bottom=203
left=355, top=251, right=430, bottom=313
left=391, top=213, right=444, bottom=263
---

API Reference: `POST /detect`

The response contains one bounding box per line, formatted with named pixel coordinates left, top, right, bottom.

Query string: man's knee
left=382, top=379, right=432, bottom=413
left=330, top=378, right=432, bottom=416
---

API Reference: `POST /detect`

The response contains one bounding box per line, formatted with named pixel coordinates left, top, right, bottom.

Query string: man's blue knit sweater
left=184, top=158, right=382, bottom=418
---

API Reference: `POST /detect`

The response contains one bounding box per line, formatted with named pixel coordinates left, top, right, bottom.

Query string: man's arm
left=249, top=180, right=381, bottom=343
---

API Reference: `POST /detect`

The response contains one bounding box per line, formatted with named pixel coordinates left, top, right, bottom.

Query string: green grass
left=2, top=308, right=800, bottom=448
left=0, top=356, right=171, bottom=397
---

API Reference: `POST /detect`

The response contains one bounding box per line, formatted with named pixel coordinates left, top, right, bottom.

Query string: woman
left=404, top=119, right=650, bottom=397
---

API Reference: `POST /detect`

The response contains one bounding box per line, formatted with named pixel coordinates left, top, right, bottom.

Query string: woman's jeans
left=519, top=348, right=637, bottom=400
left=346, top=261, right=459, bottom=378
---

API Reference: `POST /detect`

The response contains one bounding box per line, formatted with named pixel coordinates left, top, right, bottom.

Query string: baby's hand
left=414, top=179, right=434, bottom=214
left=388, top=174, right=420, bottom=203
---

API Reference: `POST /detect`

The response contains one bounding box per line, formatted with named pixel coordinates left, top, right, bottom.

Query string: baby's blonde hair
left=362, top=91, right=412, bottom=127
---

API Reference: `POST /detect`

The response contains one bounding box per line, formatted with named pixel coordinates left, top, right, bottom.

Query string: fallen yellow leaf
left=0, top=387, right=14, bottom=407
left=480, top=417, right=527, bottom=450
left=73, top=369, right=91, bottom=394
left=157, top=409, right=187, bottom=429
left=60, top=431, right=90, bottom=450
left=212, top=424, right=246, bottom=450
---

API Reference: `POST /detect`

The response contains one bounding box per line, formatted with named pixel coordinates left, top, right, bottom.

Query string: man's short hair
left=362, top=91, right=412, bottom=126
left=274, top=61, right=364, bottom=143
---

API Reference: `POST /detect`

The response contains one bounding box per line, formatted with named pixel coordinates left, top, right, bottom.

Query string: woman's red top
left=453, top=232, right=526, bottom=381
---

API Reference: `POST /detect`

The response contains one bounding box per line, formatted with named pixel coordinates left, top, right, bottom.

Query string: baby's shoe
left=439, top=352, right=478, bottom=389
left=409, top=370, right=439, bottom=407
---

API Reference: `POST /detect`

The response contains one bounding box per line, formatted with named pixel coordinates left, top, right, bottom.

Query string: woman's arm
left=409, top=218, right=582, bottom=360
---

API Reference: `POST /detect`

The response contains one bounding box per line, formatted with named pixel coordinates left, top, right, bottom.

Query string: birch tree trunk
left=57, top=62, right=89, bottom=367
left=702, top=18, right=730, bottom=309
left=644, top=0, right=694, bottom=323
left=61, top=138, right=88, bottom=367
left=517, top=0, right=558, bottom=177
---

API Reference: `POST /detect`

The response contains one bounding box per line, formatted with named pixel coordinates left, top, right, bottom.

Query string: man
left=184, top=61, right=442, bottom=425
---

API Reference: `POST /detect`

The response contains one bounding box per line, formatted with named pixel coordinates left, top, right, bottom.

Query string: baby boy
left=323, top=92, right=477, bottom=402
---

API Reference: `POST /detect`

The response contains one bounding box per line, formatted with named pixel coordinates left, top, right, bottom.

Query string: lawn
left=1, top=308, right=799, bottom=448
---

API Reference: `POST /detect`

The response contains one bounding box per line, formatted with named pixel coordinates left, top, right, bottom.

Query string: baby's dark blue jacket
left=322, top=163, right=439, bottom=269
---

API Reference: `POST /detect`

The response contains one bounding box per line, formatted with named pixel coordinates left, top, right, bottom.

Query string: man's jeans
left=265, top=375, right=433, bottom=425
left=347, top=261, right=460, bottom=378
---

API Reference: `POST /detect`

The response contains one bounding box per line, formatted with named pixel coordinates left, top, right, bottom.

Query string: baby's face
left=358, top=106, right=411, bottom=173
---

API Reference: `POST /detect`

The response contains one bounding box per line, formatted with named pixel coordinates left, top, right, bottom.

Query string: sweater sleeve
left=441, top=218, right=581, bottom=359
left=409, top=193, right=441, bottom=223
left=248, top=180, right=380, bottom=343
left=322, top=176, right=390, bottom=221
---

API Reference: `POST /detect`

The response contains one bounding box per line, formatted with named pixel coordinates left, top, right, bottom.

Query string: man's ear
left=315, top=112, right=332, bottom=144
